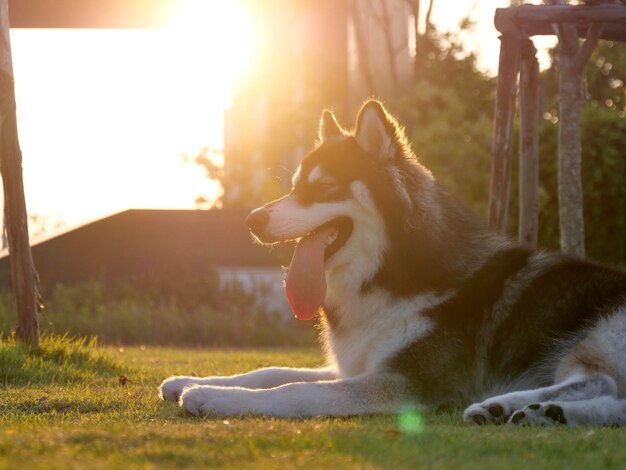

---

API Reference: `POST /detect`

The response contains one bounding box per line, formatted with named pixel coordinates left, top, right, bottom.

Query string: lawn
left=1, top=337, right=625, bottom=469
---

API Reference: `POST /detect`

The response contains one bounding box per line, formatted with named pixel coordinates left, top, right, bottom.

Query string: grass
left=1, top=337, right=625, bottom=469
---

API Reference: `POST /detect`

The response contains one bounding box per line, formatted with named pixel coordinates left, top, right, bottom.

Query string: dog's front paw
left=509, top=402, right=567, bottom=426
left=179, top=385, right=211, bottom=415
left=159, top=376, right=201, bottom=402
left=179, top=386, right=249, bottom=417
left=463, top=400, right=515, bottom=425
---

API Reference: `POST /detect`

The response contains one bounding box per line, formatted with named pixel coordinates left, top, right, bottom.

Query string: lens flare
left=397, top=407, right=425, bottom=435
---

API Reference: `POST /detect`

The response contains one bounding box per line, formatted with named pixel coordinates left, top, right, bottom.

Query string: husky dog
left=160, top=100, right=626, bottom=426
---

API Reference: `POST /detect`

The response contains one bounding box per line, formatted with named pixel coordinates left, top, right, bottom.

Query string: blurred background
left=1, top=0, right=624, bottom=345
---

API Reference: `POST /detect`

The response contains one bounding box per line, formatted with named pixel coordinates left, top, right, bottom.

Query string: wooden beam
left=9, top=0, right=180, bottom=29
left=489, top=32, right=521, bottom=234
left=520, top=22, right=626, bottom=43
left=496, top=4, right=626, bottom=28
left=574, top=22, right=605, bottom=74
left=495, top=5, right=626, bottom=42
left=518, top=39, right=540, bottom=248
left=0, top=0, right=40, bottom=343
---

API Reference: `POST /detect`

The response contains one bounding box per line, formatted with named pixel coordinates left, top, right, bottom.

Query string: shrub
left=0, top=270, right=316, bottom=347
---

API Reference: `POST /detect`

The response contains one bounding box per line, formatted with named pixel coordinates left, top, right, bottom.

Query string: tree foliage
left=198, top=16, right=626, bottom=265
left=394, top=34, right=626, bottom=265
left=391, top=32, right=495, bottom=215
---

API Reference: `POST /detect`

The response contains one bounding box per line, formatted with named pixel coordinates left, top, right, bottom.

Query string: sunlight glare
left=9, top=0, right=258, bottom=231
left=168, top=0, right=255, bottom=101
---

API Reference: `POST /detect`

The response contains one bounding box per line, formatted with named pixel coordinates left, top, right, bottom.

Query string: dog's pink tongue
left=285, top=226, right=334, bottom=320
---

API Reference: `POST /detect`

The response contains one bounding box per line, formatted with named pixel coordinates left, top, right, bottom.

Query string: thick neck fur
left=319, top=155, right=510, bottom=377
left=368, top=158, right=505, bottom=297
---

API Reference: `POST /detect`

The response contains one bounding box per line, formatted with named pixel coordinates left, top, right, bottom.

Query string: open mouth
left=317, top=216, right=353, bottom=261
left=282, top=216, right=352, bottom=321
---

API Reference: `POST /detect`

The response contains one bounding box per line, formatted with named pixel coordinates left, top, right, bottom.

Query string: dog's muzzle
left=246, top=208, right=269, bottom=238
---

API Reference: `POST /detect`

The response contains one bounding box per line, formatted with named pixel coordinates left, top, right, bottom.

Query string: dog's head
left=247, top=100, right=435, bottom=320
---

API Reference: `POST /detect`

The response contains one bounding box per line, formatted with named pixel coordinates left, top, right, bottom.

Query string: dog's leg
left=160, top=367, right=336, bottom=401
left=509, top=396, right=626, bottom=426
left=179, top=372, right=411, bottom=417
left=463, top=373, right=617, bottom=424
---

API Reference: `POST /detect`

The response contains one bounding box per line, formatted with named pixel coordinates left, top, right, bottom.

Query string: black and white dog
left=160, top=100, right=626, bottom=425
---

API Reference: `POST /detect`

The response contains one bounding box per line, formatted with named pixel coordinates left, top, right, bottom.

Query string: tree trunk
left=0, top=0, right=40, bottom=344
left=348, top=0, right=376, bottom=95
left=557, top=45, right=585, bottom=257
left=555, top=19, right=602, bottom=258
left=376, top=0, right=400, bottom=92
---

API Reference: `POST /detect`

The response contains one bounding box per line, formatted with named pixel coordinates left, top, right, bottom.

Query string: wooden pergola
left=489, top=3, right=626, bottom=257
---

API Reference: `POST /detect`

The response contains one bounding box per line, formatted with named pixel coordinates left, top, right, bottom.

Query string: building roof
left=0, top=209, right=290, bottom=286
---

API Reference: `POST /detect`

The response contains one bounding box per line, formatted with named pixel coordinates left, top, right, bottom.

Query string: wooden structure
left=489, top=3, right=626, bottom=257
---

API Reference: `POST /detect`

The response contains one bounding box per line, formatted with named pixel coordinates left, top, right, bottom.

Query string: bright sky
left=9, top=0, right=253, bottom=232
left=7, top=0, right=554, bottom=235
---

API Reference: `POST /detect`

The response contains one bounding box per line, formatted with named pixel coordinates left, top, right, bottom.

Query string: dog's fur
left=160, top=101, right=626, bottom=425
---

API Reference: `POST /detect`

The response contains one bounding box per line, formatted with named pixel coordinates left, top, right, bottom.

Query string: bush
left=0, top=270, right=316, bottom=347
left=392, top=34, right=626, bottom=267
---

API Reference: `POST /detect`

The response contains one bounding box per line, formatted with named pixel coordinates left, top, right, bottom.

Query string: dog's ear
left=319, top=110, right=345, bottom=142
left=355, top=100, right=405, bottom=159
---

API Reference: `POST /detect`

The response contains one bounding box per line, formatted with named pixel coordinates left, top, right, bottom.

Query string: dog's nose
left=246, top=208, right=269, bottom=234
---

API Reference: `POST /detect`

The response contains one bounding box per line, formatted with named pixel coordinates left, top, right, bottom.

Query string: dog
left=160, top=100, right=626, bottom=425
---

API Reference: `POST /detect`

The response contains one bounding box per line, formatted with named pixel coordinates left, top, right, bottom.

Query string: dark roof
left=0, top=209, right=289, bottom=286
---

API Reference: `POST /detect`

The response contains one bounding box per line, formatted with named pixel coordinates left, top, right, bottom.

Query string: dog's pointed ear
left=319, top=110, right=345, bottom=142
left=355, top=100, right=404, bottom=159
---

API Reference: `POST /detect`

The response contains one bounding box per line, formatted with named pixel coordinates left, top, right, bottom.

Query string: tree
left=392, top=29, right=496, bottom=215
left=393, top=25, right=626, bottom=267
left=549, top=0, right=604, bottom=257
left=537, top=39, right=626, bottom=265
left=348, top=0, right=437, bottom=99
left=182, top=147, right=225, bottom=208
left=0, top=0, right=40, bottom=344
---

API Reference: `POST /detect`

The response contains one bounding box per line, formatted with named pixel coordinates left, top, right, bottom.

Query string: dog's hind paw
left=463, top=402, right=507, bottom=425
left=463, top=396, right=527, bottom=425
left=508, top=403, right=567, bottom=426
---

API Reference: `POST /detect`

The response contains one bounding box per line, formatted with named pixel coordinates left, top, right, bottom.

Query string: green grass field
left=1, top=337, right=625, bottom=469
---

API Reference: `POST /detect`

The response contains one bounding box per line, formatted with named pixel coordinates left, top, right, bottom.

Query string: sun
left=168, top=0, right=255, bottom=94
left=10, top=1, right=259, bottom=230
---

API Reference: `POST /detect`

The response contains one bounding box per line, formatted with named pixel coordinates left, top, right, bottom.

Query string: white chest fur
left=323, top=290, right=448, bottom=378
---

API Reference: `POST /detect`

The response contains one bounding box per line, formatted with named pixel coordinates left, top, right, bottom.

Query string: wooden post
left=0, top=0, right=40, bottom=344
left=492, top=4, right=614, bottom=253
left=518, top=39, right=540, bottom=247
left=488, top=32, right=520, bottom=234
left=556, top=22, right=603, bottom=257
left=557, top=26, right=585, bottom=257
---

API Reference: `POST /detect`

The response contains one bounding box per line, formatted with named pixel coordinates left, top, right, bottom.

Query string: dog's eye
left=316, top=177, right=337, bottom=189
left=317, top=180, right=335, bottom=189
left=311, top=178, right=344, bottom=202
left=313, top=181, right=338, bottom=196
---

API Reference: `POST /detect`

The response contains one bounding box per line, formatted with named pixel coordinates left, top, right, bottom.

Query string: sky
left=12, top=29, right=227, bottom=231
left=7, top=0, right=555, bottom=236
